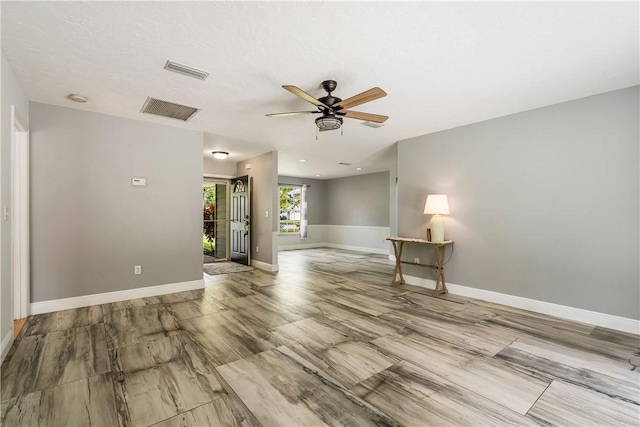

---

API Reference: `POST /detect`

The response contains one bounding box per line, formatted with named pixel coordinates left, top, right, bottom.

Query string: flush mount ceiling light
left=67, top=93, right=87, bottom=103
left=212, top=151, right=229, bottom=160
left=299, top=159, right=307, bottom=162
left=356, top=167, right=362, bottom=171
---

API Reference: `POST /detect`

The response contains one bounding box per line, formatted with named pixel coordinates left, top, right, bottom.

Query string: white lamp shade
left=424, top=195, right=450, bottom=215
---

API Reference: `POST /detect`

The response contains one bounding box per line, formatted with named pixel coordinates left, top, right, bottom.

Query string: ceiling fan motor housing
left=318, top=95, right=342, bottom=107
left=319, top=80, right=342, bottom=108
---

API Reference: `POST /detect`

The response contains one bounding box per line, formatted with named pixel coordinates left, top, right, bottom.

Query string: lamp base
left=430, top=215, right=445, bottom=242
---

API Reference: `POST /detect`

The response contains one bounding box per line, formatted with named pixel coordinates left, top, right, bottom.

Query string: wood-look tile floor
left=2, top=248, right=639, bottom=426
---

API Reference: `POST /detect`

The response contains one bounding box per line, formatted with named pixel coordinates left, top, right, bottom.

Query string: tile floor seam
left=524, top=378, right=554, bottom=416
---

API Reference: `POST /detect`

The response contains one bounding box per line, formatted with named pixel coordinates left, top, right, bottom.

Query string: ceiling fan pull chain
left=341, top=126, right=343, bottom=136
left=316, top=126, right=318, bottom=141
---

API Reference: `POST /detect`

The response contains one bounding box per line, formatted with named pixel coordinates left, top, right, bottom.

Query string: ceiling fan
left=266, top=80, right=388, bottom=131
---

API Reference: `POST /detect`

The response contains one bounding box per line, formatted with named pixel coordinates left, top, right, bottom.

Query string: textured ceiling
left=2, top=1, right=638, bottom=179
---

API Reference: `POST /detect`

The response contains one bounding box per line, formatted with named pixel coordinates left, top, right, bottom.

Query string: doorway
left=230, top=176, right=250, bottom=265
left=203, top=179, right=230, bottom=263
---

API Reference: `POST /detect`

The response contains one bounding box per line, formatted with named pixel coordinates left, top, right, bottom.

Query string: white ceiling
left=2, top=1, right=638, bottom=179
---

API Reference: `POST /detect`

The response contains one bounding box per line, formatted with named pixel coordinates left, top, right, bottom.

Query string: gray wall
left=324, top=172, right=390, bottom=227
left=30, top=103, right=203, bottom=302
left=398, top=86, right=639, bottom=319
left=278, top=176, right=326, bottom=225
left=204, top=157, right=236, bottom=177
left=237, top=152, right=278, bottom=265
left=1, top=51, right=30, bottom=344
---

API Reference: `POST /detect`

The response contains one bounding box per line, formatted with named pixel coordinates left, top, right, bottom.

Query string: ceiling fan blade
left=266, top=111, right=318, bottom=117
left=282, top=85, right=328, bottom=108
left=342, top=110, right=389, bottom=123
left=334, top=87, right=387, bottom=110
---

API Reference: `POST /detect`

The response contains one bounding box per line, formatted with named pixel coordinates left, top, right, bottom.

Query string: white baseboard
left=30, top=279, right=204, bottom=315
left=325, top=243, right=389, bottom=255
left=403, top=275, right=640, bottom=335
left=1, top=329, right=13, bottom=363
left=279, top=243, right=325, bottom=251
left=280, top=243, right=392, bottom=255
left=252, top=259, right=279, bottom=272
left=322, top=225, right=390, bottom=230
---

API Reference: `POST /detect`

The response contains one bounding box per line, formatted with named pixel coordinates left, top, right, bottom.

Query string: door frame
left=11, top=106, right=29, bottom=320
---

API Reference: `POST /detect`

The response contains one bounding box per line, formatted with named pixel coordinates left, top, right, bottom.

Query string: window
left=279, top=185, right=301, bottom=233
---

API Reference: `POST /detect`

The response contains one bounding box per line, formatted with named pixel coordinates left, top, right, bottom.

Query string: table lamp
left=424, top=194, right=449, bottom=242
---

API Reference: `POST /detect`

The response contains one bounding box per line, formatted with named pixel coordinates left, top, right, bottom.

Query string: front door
left=230, top=176, right=250, bottom=265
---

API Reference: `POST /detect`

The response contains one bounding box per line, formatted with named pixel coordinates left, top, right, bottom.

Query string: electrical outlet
left=256, top=246, right=259, bottom=253
left=414, top=258, right=420, bottom=264
left=265, top=210, right=269, bottom=218
left=134, top=265, right=142, bottom=275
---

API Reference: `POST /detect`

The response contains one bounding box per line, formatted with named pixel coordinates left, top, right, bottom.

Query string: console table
left=386, top=237, right=454, bottom=296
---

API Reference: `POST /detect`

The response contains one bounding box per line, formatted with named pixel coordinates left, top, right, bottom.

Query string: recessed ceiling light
left=356, top=167, right=362, bottom=171
left=299, top=159, right=307, bottom=162
left=212, top=151, right=229, bottom=160
left=68, top=93, right=88, bottom=103
left=315, top=174, right=321, bottom=177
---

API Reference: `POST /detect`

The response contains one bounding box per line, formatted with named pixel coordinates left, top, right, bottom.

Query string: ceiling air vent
left=141, top=97, right=199, bottom=122
left=362, top=121, right=384, bottom=128
left=337, top=162, right=353, bottom=166
left=163, top=60, right=210, bottom=80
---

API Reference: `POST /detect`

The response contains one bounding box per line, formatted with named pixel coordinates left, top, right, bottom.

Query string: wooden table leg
left=390, top=241, right=405, bottom=286
left=433, top=244, right=448, bottom=296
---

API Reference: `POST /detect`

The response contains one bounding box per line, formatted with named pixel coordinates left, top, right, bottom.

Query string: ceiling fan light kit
left=315, top=115, right=343, bottom=131
left=267, top=80, right=388, bottom=132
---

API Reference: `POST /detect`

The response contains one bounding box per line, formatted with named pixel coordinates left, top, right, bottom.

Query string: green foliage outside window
left=203, top=185, right=216, bottom=253
left=279, top=186, right=301, bottom=233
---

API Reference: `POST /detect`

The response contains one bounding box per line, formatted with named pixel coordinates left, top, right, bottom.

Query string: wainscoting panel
left=278, top=225, right=390, bottom=254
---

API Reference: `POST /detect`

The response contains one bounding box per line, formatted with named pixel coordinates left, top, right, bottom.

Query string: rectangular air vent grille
left=164, top=60, right=210, bottom=80
left=141, top=97, right=199, bottom=122
left=362, top=121, right=384, bottom=128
